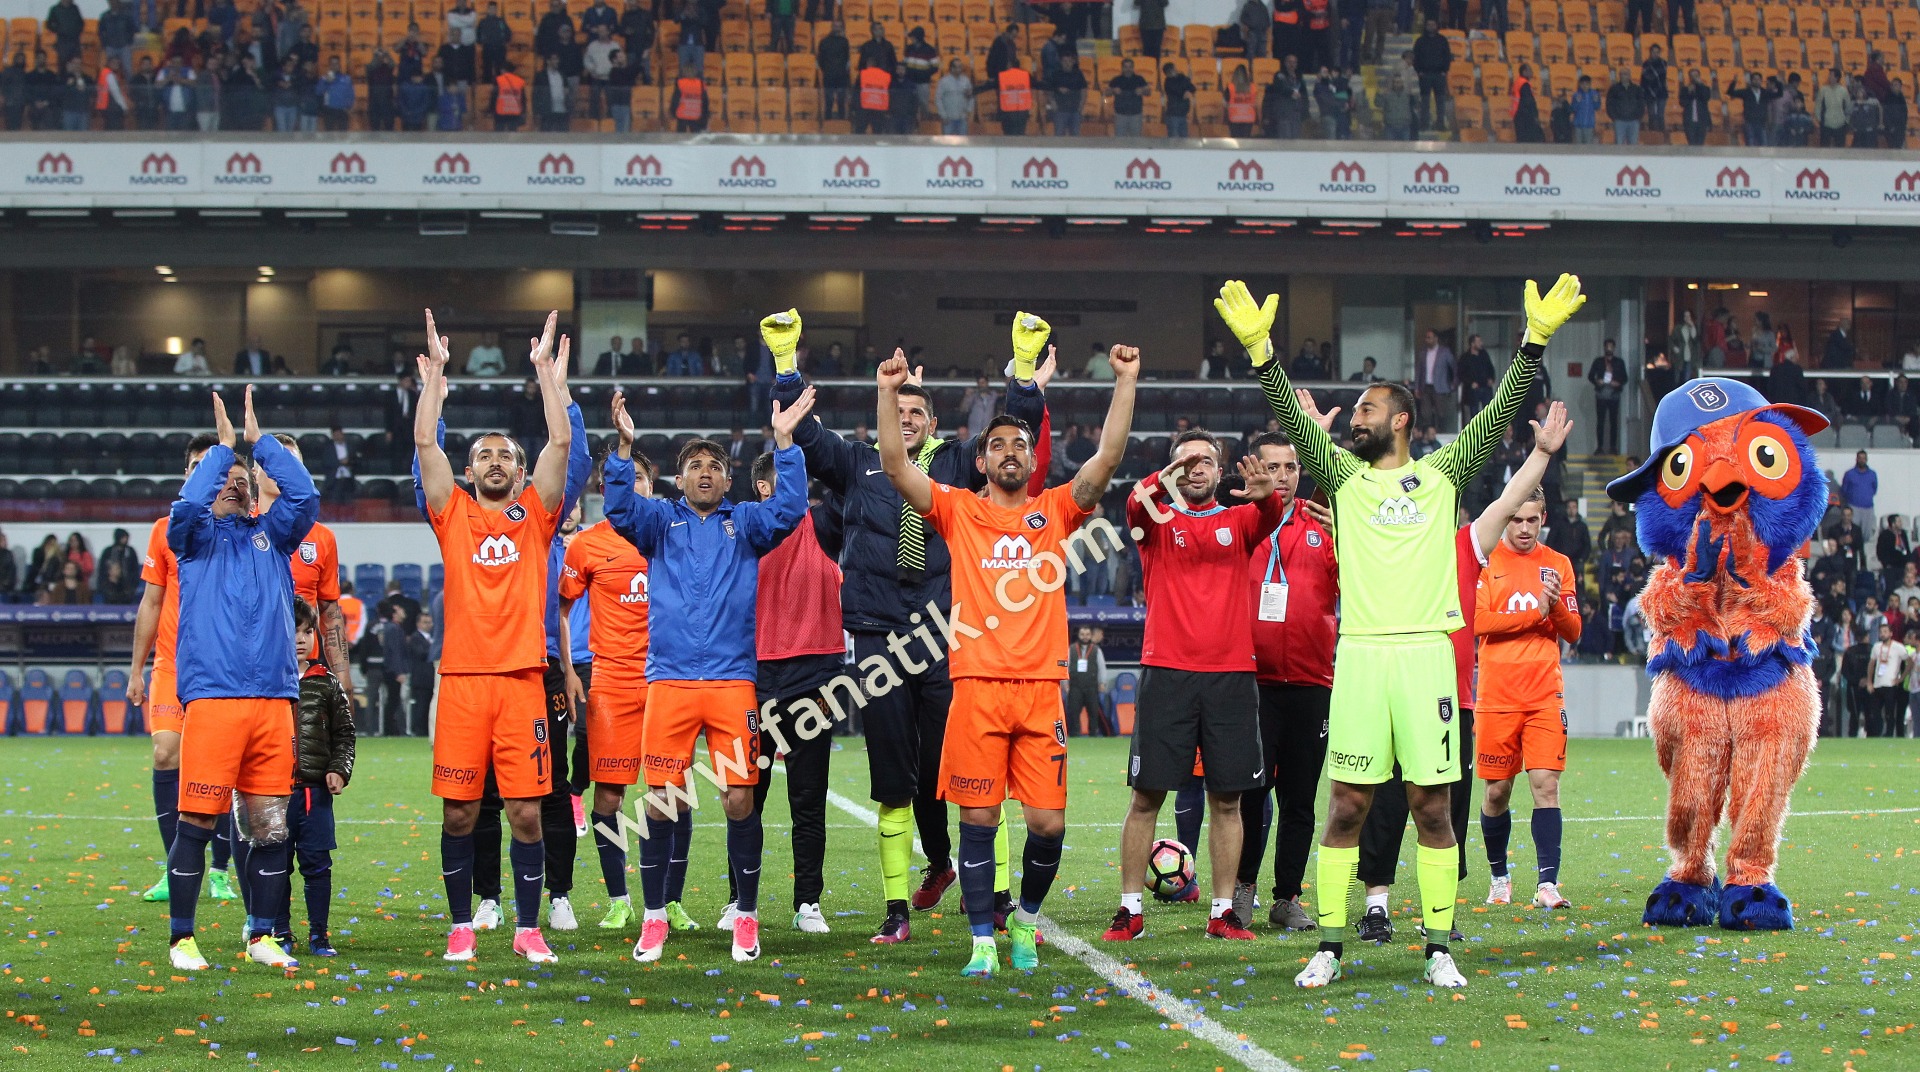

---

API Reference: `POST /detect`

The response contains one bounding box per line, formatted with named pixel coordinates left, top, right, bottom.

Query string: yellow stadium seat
left=1454, top=93, right=1487, bottom=129
left=1538, top=31, right=1570, bottom=62
left=1669, top=34, right=1702, bottom=67
left=1183, top=23, right=1215, bottom=56
left=1189, top=58, right=1220, bottom=91
left=1504, top=30, right=1536, bottom=63
left=722, top=52, right=753, bottom=86
left=1893, top=9, right=1919, bottom=41
left=959, top=0, right=990, bottom=23
left=1703, top=35, right=1735, bottom=68
left=1601, top=32, right=1633, bottom=64
left=755, top=86, right=787, bottom=126
left=1470, top=35, right=1500, bottom=63
left=1449, top=64, right=1477, bottom=94
left=1562, top=2, right=1593, bottom=32
left=1696, top=4, right=1728, bottom=34
left=1117, top=23, right=1141, bottom=54
left=1728, top=4, right=1758, bottom=35
left=1482, top=59, right=1511, bottom=90
left=1732, top=35, right=1767, bottom=68
left=1837, top=37, right=1868, bottom=69
left=789, top=90, right=818, bottom=121
left=786, top=52, right=817, bottom=86
left=1251, top=56, right=1279, bottom=83
left=1569, top=31, right=1600, bottom=64
left=1828, top=9, right=1860, bottom=40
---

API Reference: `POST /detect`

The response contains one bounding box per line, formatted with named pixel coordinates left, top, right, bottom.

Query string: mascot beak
left=1699, top=459, right=1749, bottom=515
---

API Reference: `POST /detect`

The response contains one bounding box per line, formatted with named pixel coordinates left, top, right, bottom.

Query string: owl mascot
left=1606, top=378, right=1829, bottom=930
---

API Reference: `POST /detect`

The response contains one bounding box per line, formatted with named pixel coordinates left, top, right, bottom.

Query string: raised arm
left=414, top=309, right=455, bottom=515
left=1216, top=280, right=1362, bottom=494
left=604, top=389, right=670, bottom=556
left=1070, top=345, right=1140, bottom=511
left=526, top=311, right=575, bottom=514
left=167, top=393, right=237, bottom=557
left=1471, top=400, right=1571, bottom=554
left=768, top=310, right=863, bottom=493
left=876, top=354, right=934, bottom=516
left=559, top=399, right=589, bottom=521
left=255, top=427, right=319, bottom=555
left=1432, top=274, right=1584, bottom=489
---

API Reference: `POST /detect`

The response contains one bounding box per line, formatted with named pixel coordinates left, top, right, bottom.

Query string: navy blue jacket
left=770, top=371, right=1045, bottom=633
left=171, top=438, right=319, bottom=703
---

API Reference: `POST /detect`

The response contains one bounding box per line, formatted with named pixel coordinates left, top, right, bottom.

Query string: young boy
left=284, top=597, right=356, bottom=956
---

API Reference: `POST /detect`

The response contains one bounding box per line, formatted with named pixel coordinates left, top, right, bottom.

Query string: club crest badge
left=1400, top=474, right=1421, bottom=494
left=1215, top=528, right=1233, bottom=546
left=251, top=531, right=270, bottom=551
left=504, top=503, right=527, bottom=522
left=298, top=541, right=317, bottom=564
left=1306, top=530, right=1322, bottom=547
left=1024, top=512, right=1047, bottom=530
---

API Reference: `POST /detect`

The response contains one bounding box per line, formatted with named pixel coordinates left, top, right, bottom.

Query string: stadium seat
left=1562, top=3, right=1592, bottom=32
left=1601, top=32, right=1633, bottom=65
left=1538, top=31, right=1569, bottom=63
left=0, top=670, right=16, bottom=735
left=1670, top=34, right=1702, bottom=67
left=355, top=563, right=387, bottom=596
left=1894, top=8, right=1919, bottom=41
left=1504, top=30, right=1535, bottom=62
left=392, top=562, right=425, bottom=601
left=428, top=563, right=445, bottom=601
left=1471, top=36, right=1501, bottom=63
left=1733, top=35, right=1768, bottom=68
left=1569, top=31, right=1600, bottom=65
left=59, top=670, right=94, bottom=735
left=20, top=669, right=52, bottom=735
left=1729, top=3, right=1758, bottom=35
left=1110, top=671, right=1137, bottom=735
left=1697, top=3, right=1728, bottom=34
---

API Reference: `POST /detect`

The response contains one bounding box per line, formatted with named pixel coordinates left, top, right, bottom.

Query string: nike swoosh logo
left=1436, top=767, right=1449, bottom=775
left=440, top=869, right=465, bottom=877
left=865, top=468, right=884, bottom=476
left=669, top=521, right=687, bottom=528
left=260, top=869, right=288, bottom=876
left=1430, top=906, right=1449, bottom=915
left=170, top=869, right=200, bottom=877
left=962, top=860, right=990, bottom=869
left=519, top=873, right=543, bottom=882
left=880, top=831, right=905, bottom=838
left=741, top=868, right=760, bottom=876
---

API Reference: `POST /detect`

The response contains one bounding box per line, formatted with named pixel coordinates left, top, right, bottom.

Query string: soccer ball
left=1144, top=838, right=1196, bottom=902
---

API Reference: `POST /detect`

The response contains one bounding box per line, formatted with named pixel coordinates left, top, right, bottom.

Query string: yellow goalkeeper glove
left=759, top=308, right=802, bottom=375
left=1522, top=273, right=1585, bottom=347
left=1212, top=280, right=1279, bottom=367
left=1010, top=311, right=1050, bottom=381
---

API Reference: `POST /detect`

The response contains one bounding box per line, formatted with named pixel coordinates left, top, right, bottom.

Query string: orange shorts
left=432, top=669, right=550, bottom=801
left=642, top=680, right=761, bottom=789
left=1475, top=707, right=1567, bottom=782
left=938, top=678, right=1069, bottom=811
left=587, top=677, right=650, bottom=787
left=178, top=697, right=294, bottom=815
left=147, top=665, right=184, bottom=736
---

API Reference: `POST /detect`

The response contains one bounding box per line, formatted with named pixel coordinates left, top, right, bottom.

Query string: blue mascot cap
left=1606, top=377, right=1828, bottom=503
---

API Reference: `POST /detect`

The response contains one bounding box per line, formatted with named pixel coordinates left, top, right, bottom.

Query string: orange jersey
left=339, top=594, right=364, bottom=644
left=140, top=516, right=181, bottom=669
left=429, top=485, right=560, bottom=675
left=288, top=521, right=341, bottom=609
left=923, top=482, right=1094, bottom=681
left=560, top=520, right=651, bottom=686
left=1473, top=540, right=1581, bottom=712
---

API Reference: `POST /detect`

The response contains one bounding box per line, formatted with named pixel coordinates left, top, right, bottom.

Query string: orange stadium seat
left=1758, top=2, right=1790, bottom=34
left=1837, top=37, right=1868, bottom=69
left=1562, top=2, right=1593, bottom=32
left=722, top=52, right=753, bottom=86
left=1829, top=9, right=1860, bottom=39
left=59, top=670, right=91, bottom=735
left=1504, top=30, right=1536, bottom=62
left=1471, top=35, right=1501, bottom=63
left=755, top=86, right=788, bottom=129
left=1183, top=23, right=1215, bottom=56
left=1733, top=35, right=1767, bottom=68
left=960, top=0, right=990, bottom=23
left=786, top=52, right=817, bottom=86
left=1594, top=1, right=1625, bottom=32
left=1483, top=58, right=1511, bottom=88
left=1117, top=23, right=1141, bottom=53
left=1894, top=9, right=1919, bottom=41
left=1704, top=35, right=1735, bottom=68
left=1697, top=4, right=1728, bottom=34
left=1538, top=31, right=1569, bottom=62
left=1670, top=34, right=1702, bottom=67
left=1569, top=31, right=1600, bottom=64
left=755, top=52, right=786, bottom=83
left=1860, top=10, right=1893, bottom=43
left=1728, top=3, right=1758, bottom=35
left=1601, top=32, right=1633, bottom=65
left=1189, top=59, right=1220, bottom=92
left=1545, top=60, right=1577, bottom=93
left=1449, top=63, right=1477, bottom=94
left=1251, top=56, right=1279, bottom=83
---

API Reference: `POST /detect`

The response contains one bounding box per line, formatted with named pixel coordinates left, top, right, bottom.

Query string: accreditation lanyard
left=1258, top=503, right=1295, bottom=623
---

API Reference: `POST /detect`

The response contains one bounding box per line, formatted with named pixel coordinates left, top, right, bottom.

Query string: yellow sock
left=993, top=804, right=1011, bottom=895
left=1314, top=844, right=1359, bottom=931
left=877, top=805, right=913, bottom=903
left=1417, top=843, right=1458, bottom=941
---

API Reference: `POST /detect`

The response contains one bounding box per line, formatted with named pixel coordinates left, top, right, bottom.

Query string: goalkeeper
left=768, top=310, right=1054, bottom=944
left=1213, top=273, right=1585, bottom=991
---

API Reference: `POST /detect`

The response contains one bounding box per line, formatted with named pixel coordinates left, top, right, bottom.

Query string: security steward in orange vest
left=670, top=68, right=708, bottom=132
left=996, top=64, right=1031, bottom=135
left=492, top=63, right=527, bottom=131
left=856, top=64, right=891, bottom=134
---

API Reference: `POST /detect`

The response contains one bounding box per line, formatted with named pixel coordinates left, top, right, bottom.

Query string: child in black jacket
left=285, top=598, right=355, bottom=956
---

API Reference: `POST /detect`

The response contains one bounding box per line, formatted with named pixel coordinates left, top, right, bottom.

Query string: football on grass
left=1145, top=838, right=1196, bottom=901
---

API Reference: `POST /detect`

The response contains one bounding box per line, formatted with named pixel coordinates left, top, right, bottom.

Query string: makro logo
left=425, top=152, right=480, bottom=185
left=1115, top=156, right=1170, bottom=191
left=1011, top=156, right=1066, bottom=190
left=620, top=571, right=649, bottom=605
left=321, top=151, right=376, bottom=185
left=1218, top=157, right=1272, bottom=192
left=1402, top=159, right=1460, bottom=195
left=720, top=154, right=775, bottom=188
left=132, top=152, right=188, bottom=186
left=1607, top=165, right=1658, bottom=198
left=473, top=534, right=521, bottom=567
left=28, top=151, right=81, bottom=186
left=824, top=155, right=879, bottom=189
left=1506, top=162, right=1559, bottom=196
left=1320, top=160, right=1375, bottom=194
left=982, top=534, right=1035, bottom=569
left=615, top=154, right=672, bottom=188
left=1503, top=591, right=1541, bottom=613
left=1369, top=494, right=1426, bottom=526
left=213, top=151, right=271, bottom=186
left=927, top=154, right=982, bottom=189
left=529, top=152, right=585, bottom=186
left=1707, top=165, right=1760, bottom=199
left=1787, top=166, right=1837, bottom=202
left=1885, top=170, right=1920, bottom=203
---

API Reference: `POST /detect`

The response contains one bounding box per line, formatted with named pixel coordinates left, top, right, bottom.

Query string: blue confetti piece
left=1431, top=1036, right=1446, bottom=1045
left=336, top=1037, right=358, bottom=1046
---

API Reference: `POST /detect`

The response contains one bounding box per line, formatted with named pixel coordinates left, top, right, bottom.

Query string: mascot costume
left=1606, top=378, right=1828, bottom=930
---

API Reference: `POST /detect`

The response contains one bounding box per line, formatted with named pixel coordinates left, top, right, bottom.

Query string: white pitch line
left=820, top=788, right=1302, bottom=1072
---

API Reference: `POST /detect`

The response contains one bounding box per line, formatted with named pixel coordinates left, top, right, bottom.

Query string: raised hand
left=877, top=353, right=911, bottom=391
left=1298, top=498, right=1333, bottom=527
left=1541, top=567, right=1563, bottom=611
left=610, top=389, right=636, bottom=446
left=242, top=383, right=260, bottom=444
left=771, top=385, right=817, bottom=448
left=1213, top=280, right=1279, bottom=361
left=1523, top=273, right=1586, bottom=345
left=1033, top=345, right=1057, bottom=390
left=551, top=333, right=572, bottom=392
left=759, top=308, right=802, bottom=375
left=527, top=310, right=559, bottom=377
left=422, top=309, right=451, bottom=376
left=1530, top=399, right=1572, bottom=455
left=1295, top=387, right=1340, bottom=433
left=1229, top=453, right=1275, bottom=500
left=212, top=390, right=236, bottom=449
left=1107, top=344, right=1141, bottom=381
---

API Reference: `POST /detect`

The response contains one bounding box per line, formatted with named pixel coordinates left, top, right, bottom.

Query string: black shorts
left=288, top=782, right=336, bottom=855
left=853, top=631, right=952, bottom=803
left=1128, top=667, right=1262, bottom=794
left=756, top=652, right=846, bottom=707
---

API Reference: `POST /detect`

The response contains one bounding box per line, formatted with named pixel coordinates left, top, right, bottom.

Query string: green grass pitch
left=1, top=735, right=1916, bottom=1071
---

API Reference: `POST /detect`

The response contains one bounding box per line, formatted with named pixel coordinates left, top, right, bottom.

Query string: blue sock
left=1173, top=788, right=1204, bottom=853
left=303, top=858, right=332, bottom=938
left=958, top=821, right=998, bottom=937
left=244, top=841, right=292, bottom=942
left=230, top=833, right=253, bottom=915
left=508, top=838, right=544, bottom=929
left=726, top=813, right=764, bottom=914
left=591, top=812, right=628, bottom=899
left=666, top=809, right=692, bottom=903
left=440, top=832, right=475, bottom=926
left=211, top=812, right=233, bottom=872
left=1531, top=807, right=1562, bottom=886
left=166, top=821, right=213, bottom=941
left=1481, top=810, right=1511, bottom=879
left=638, top=812, right=673, bottom=911
left=152, top=768, right=179, bottom=856
left=1019, top=830, right=1064, bottom=916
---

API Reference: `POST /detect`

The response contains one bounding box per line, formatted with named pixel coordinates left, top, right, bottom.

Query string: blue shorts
left=289, top=782, right=337, bottom=858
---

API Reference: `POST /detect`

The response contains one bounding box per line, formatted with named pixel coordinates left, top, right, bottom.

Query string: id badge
left=1258, top=582, right=1289, bottom=622
left=1076, top=659, right=1089, bottom=673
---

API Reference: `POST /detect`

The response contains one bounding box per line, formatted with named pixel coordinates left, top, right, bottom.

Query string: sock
left=725, top=814, right=764, bottom=914
left=152, top=768, right=179, bottom=857
left=638, top=812, right=673, bottom=911
left=1120, top=891, right=1142, bottom=914
left=993, top=805, right=1011, bottom=897
left=440, top=831, right=475, bottom=926
left=591, top=812, right=628, bottom=899
left=1210, top=897, right=1232, bottom=919
left=1531, top=807, right=1563, bottom=886
left=509, top=838, right=545, bottom=929
left=1173, top=788, right=1203, bottom=853
left=877, top=804, right=914, bottom=903
left=1366, top=891, right=1388, bottom=912
left=211, top=812, right=233, bottom=872
left=304, top=867, right=332, bottom=938
left=230, top=833, right=253, bottom=915
left=665, top=809, right=692, bottom=903
left=643, top=906, right=666, bottom=922
left=1480, top=810, right=1512, bottom=878
left=1313, top=843, right=1359, bottom=932
left=1416, top=843, right=1458, bottom=942
left=958, top=821, right=998, bottom=937
left=166, top=820, right=213, bottom=941
left=245, top=841, right=292, bottom=941
left=1018, top=830, right=1063, bottom=915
